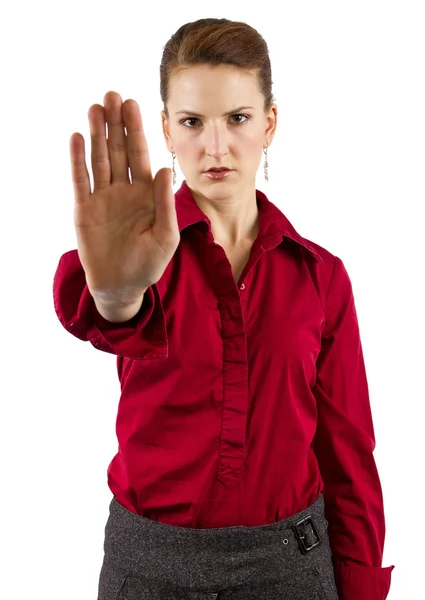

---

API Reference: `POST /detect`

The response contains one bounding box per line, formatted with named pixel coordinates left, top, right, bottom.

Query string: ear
left=161, top=110, right=173, bottom=152
left=264, top=103, right=278, bottom=147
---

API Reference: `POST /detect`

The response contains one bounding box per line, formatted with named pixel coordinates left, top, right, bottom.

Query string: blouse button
left=240, top=283, right=245, bottom=290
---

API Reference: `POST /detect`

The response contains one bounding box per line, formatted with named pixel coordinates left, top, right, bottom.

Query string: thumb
left=152, top=167, right=178, bottom=237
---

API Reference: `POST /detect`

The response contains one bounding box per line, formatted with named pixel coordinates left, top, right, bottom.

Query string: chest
left=222, top=243, right=254, bottom=286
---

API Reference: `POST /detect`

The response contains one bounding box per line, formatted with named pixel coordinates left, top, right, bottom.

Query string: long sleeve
left=312, top=256, right=395, bottom=600
left=52, top=249, right=168, bottom=360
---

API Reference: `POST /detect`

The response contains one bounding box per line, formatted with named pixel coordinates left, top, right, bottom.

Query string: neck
left=190, top=185, right=260, bottom=247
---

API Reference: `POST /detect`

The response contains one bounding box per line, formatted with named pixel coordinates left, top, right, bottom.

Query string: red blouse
left=53, top=180, right=395, bottom=599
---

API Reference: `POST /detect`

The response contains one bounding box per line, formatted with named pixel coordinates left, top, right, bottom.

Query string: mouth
left=204, top=168, right=233, bottom=173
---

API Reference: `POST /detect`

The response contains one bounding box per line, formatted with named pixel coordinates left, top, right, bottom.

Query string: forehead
left=168, top=64, right=260, bottom=106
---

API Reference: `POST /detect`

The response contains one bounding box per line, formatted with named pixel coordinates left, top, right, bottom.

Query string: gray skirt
left=97, top=491, right=339, bottom=600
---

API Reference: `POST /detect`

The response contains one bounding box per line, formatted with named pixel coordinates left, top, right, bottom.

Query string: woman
left=53, top=17, right=395, bottom=600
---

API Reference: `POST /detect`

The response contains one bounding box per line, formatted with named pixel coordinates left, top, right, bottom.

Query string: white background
left=2, top=1, right=422, bottom=598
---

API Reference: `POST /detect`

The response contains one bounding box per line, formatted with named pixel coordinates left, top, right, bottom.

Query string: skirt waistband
left=106, top=491, right=328, bottom=554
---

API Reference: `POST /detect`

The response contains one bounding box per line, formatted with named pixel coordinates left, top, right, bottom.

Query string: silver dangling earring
left=171, top=152, right=176, bottom=185
left=263, top=147, right=269, bottom=181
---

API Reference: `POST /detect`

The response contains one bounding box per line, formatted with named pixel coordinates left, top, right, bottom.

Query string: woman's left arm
left=312, top=255, right=395, bottom=600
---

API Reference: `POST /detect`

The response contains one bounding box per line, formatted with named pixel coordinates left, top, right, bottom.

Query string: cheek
left=172, top=143, right=197, bottom=165
left=240, top=133, right=263, bottom=152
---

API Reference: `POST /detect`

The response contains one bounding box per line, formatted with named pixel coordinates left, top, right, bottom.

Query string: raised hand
left=69, top=91, right=180, bottom=305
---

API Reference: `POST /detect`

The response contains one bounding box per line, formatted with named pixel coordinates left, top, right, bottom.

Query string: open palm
left=70, top=91, right=180, bottom=302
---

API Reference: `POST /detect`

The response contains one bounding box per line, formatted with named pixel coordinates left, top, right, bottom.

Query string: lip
left=203, top=170, right=234, bottom=181
left=204, top=168, right=232, bottom=173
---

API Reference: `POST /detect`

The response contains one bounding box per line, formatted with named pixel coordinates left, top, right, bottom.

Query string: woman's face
left=161, top=64, right=277, bottom=193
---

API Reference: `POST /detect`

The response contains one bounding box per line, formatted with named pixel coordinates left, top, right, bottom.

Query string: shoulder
left=301, top=235, right=339, bottom=272
left=299, top=235, right=353, bottom=299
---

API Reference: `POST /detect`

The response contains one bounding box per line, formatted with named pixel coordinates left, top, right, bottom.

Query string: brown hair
left=160, top=18, right=275, bottom=119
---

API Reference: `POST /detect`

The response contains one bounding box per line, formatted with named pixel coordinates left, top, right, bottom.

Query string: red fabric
left=53, top=180, right=395, bottom=599
left=335, top=564, right=395, bottom=600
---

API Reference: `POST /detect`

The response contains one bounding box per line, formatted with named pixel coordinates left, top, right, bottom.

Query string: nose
left=204, top=124, right=230, bottom=158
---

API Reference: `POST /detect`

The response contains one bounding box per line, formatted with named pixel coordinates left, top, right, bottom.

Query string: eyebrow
left=175, top=106, right=255, bottom=117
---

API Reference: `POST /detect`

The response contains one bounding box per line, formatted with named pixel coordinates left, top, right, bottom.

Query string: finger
left=122, top=99, right=152, bottom=183
left=69, top=133, right=91, bottom=204
left=103, top=91, right=130, bottom=184
left=88, top=104, right=111, bottom=193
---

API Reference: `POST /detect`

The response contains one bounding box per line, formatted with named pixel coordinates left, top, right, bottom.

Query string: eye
left=180, top=114, right=250, bottom=128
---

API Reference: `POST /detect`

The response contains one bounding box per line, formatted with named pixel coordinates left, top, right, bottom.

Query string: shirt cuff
left=87, top=284, right=168, bottom=360
left=334, top=564, right=395, bottom=600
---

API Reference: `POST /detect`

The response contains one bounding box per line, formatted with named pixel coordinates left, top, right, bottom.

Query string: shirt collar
left=174, top=180, right=322, bottom=262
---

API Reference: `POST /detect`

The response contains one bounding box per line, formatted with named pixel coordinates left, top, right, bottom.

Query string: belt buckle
left=292, top=515, right=320, bottom=554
